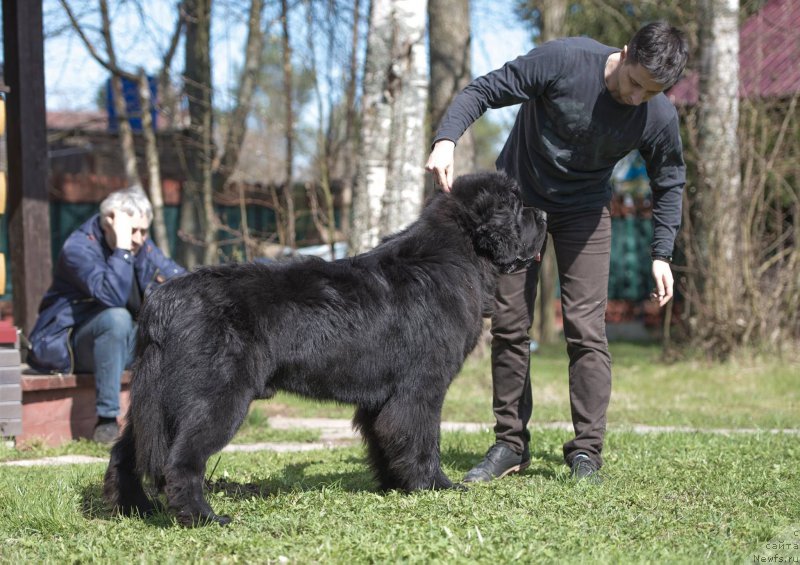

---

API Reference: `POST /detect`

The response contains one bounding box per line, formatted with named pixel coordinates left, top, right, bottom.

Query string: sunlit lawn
left=1, top=341, right=798, bottom=562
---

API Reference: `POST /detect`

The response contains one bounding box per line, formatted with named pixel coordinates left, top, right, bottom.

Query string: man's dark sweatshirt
left=434, top=37, right=685, bottom=257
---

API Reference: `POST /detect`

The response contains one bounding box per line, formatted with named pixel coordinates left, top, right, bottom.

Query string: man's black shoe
left=462, top=442, right=530, bottom=483
left=93, top=420, right=119, bottom=445
left=570, top=453, right=602, bottom=483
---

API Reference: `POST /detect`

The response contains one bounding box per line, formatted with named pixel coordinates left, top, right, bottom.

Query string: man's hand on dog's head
left=425, top=139, right=456, bottom=192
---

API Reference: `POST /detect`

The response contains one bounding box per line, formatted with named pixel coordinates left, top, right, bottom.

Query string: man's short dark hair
left=627, top=21, right=689, bottom=89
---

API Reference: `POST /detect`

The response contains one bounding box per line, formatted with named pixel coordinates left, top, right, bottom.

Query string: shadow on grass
left=205, top=459, right=376, bottom=500
left=79, top=458, right=378, bottom=527
left=79, top=447, right=567, bottom=527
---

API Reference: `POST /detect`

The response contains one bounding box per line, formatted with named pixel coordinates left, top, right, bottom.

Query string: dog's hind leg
left=103, top=421, right=156, bottom=517
left=162, top=388, right=252, bottom=527
left=369, top=391, right=454, bottom=492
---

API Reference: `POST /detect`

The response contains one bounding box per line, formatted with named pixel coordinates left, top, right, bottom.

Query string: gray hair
left=99, top=186, right=153, bottom=224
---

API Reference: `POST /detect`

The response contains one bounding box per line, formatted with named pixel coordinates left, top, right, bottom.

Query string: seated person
left=27, top=187, right=185, bottom=444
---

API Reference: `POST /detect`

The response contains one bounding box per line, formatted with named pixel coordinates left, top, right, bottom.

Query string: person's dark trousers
left=491, top=206, right=612, bottom=467
left=72, top=307, right=137, bottom=419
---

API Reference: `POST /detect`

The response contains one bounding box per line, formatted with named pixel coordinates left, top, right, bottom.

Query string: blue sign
left=106, top=76, right=158, bottom=133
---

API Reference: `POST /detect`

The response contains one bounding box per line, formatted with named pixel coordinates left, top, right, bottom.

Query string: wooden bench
left=17, top=369, right=131, bottom=446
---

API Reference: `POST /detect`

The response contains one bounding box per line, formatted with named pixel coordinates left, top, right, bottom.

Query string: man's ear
left=620, top=45, right=628, bottom=64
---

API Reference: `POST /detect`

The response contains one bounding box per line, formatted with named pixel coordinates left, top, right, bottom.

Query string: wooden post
left=2, top=0, right=52, bottom=337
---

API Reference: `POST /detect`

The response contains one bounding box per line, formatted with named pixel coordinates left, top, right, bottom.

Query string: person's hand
left=109, top=210, right=134, bottom=251
left=425, top=139, right=456, bottom=192
left=650, top=259, right=674, bottom=307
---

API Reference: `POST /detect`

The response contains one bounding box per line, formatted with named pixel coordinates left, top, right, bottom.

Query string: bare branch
left=216, top=0, right=266, bottom=180
left=58, top=0, right=137, bottom=81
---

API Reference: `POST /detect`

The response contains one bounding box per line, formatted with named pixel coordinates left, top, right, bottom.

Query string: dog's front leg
left=368, top=392, right=454, bottom=492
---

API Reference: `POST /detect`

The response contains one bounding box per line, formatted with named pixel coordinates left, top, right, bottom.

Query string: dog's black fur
left=103, top=172, right=546, bottom=526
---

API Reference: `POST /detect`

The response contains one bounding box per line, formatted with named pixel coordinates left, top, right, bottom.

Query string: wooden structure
left=1, top=1, right=56, bottom=444
left=2, top=0, right=52, bottom=338
left=18, top=370, right=131, bottom=446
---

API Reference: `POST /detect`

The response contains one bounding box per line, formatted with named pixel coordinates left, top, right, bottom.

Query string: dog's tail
left=129, top=287, right=178, bottom=485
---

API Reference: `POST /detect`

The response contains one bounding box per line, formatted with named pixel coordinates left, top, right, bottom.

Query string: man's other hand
left=650, top=259, right=674, bottom=307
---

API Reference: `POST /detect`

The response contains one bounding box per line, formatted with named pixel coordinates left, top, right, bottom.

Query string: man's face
left=128, top=214, right=149, bottom=254
left=616, top=49, right=666, bottom=106
left=102, top=210, right=150, bottom=255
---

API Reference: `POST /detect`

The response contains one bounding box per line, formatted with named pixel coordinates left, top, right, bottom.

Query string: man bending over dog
left=27, top=188, right=185, bottom=444
left=426, top=22, right=688, bottom=483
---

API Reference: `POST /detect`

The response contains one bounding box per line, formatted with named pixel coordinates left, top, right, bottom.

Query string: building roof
left=46, top=110, right=108, bottom=131
left=668, top=0, right=800, bottom=105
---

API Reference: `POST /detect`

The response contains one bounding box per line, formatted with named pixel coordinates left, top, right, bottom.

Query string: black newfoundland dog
left=104, top=171, right=546, bottom=526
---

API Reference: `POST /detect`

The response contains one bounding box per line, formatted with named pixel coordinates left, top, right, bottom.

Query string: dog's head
left=450, top=172, right=547, bottom=272
left=502, top=206, right=548, bottom=273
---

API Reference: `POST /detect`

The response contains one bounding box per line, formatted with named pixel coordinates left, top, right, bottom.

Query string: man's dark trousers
left=491, top=206, right=612, bottom=467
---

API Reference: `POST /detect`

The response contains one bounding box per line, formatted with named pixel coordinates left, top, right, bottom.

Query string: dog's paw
left=174, top=510, right=232, bottom=528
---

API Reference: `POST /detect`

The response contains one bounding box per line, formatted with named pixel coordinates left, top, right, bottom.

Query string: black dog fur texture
left=103, top=171, right=546, bottom=526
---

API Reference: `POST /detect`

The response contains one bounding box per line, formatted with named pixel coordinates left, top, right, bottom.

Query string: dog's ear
left=472, top=191, right=521, bottom=265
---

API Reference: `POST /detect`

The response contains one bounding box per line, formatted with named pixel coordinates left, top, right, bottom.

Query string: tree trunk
left=181, top=0, right=215, bottom=267
left=693, top=0, right=742, bottom=357
left=533, top=0, right=567, bottom=345
left=541, top=0, right=567, bottom=42
left=350, top=0, right=428, bottom=253
left=428, top=0, right=474, bottom=181
left=216, top=0, right=265, bottom=185
left=137, top=69, right=170, bottom=256
left=305, top=0, right=338, bottom=258
left=281, top=0, right=296, bottom=252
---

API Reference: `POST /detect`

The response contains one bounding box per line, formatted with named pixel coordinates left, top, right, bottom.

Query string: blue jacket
left=27, top=214, right=185, bottom=373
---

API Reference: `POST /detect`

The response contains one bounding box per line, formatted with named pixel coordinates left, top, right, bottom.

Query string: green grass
left=0, top=429, right=797, bottom=562
left=0, top=342, right=798, bottom=562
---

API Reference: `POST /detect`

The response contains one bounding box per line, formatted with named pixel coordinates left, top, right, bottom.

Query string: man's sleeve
left=433, top=42, right=563, bottom=146
left=61, top=237, right=134, bottom=307
left=639, top=113, right=686, bottom=257
left=148, top=244, right=186, bottom=279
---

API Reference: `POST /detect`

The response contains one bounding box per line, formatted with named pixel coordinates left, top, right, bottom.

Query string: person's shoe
left=462, top=442, right=530, bottom=483
left=570, top=452, right=602, bottom=484
left=93, top=420, right=119, bottom=445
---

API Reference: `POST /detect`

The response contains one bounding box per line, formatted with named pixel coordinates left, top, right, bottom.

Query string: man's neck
left=605, top=52, right=621, bottom=91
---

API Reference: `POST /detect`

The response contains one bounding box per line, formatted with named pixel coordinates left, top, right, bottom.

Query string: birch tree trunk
left=137, top=70, right=170, bottom=255
left=693, top=0, right=742, bottom=357
left=379, top=0, right=428, bottom=237
left=350, top=0, right=428, bottom=253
